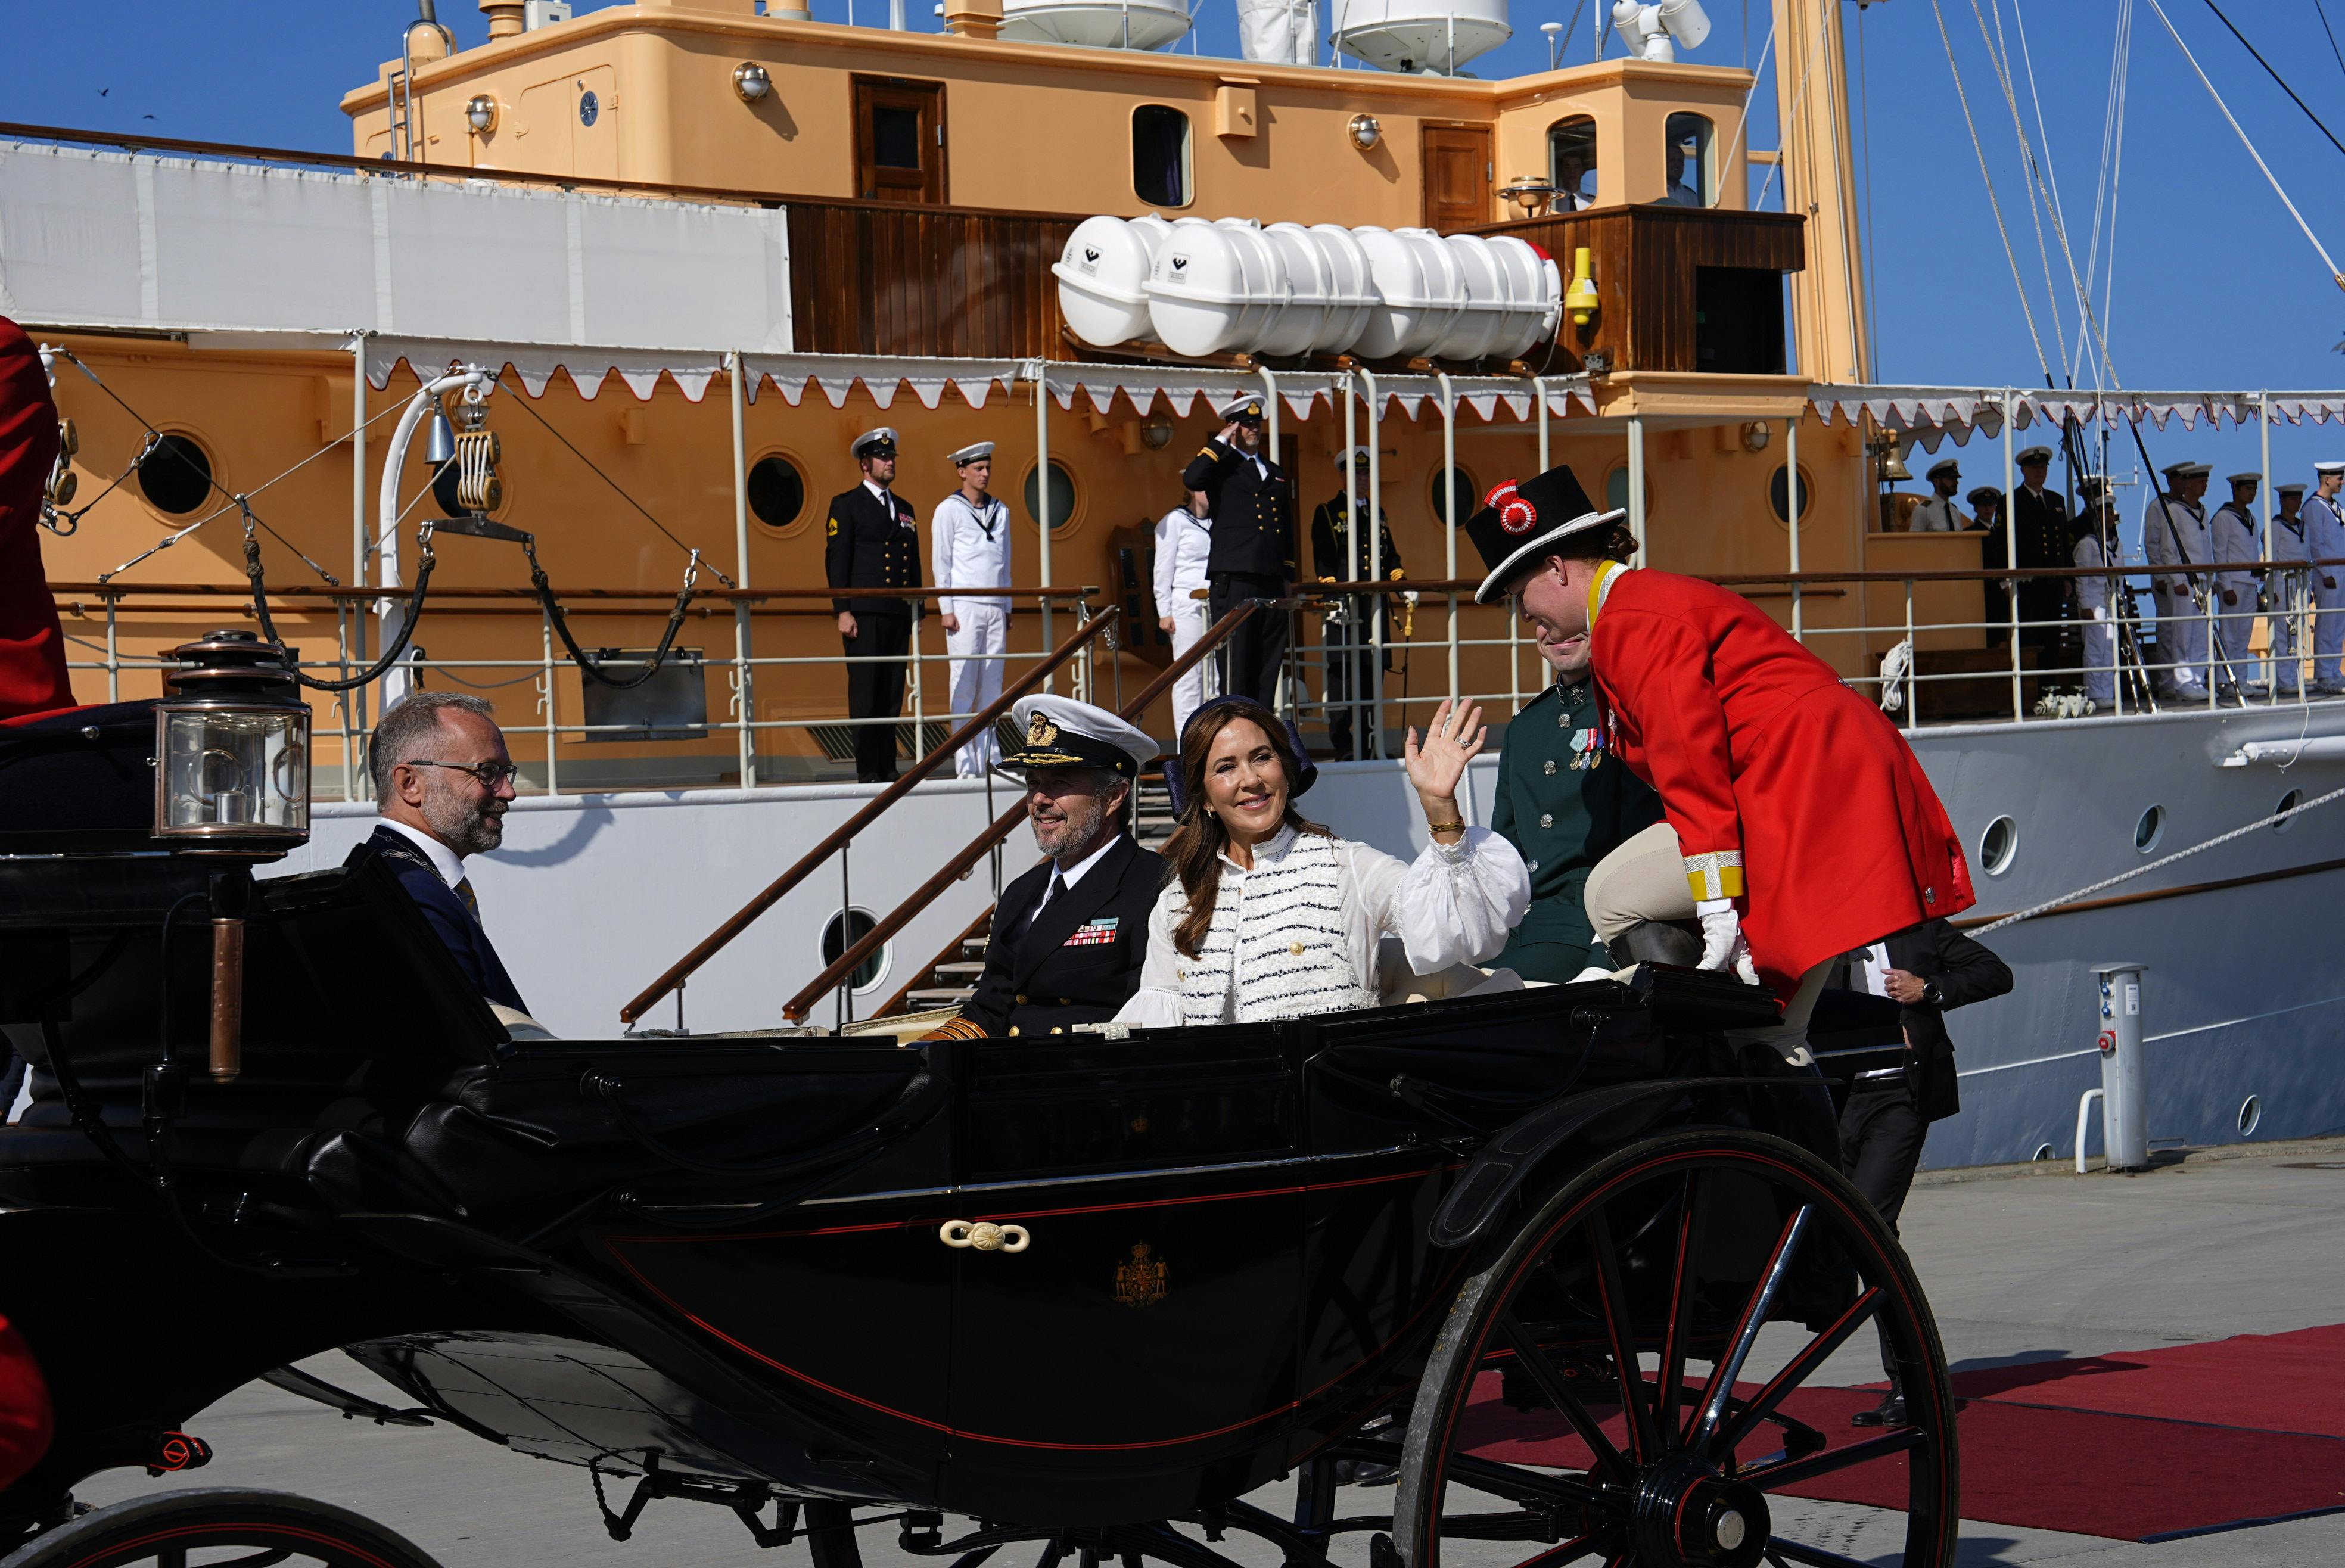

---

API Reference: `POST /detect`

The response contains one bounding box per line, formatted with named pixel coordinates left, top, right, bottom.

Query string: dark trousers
left=1324, top=622, right=1383, bottom=760
left=843, top=613, right=911, bottom=782
left=1209, top=572, right=1289, bottom=708
left=1840, top=1074, right=1929, bottom=1390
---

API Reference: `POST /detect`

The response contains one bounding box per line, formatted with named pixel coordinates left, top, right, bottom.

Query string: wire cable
left=2198, top=0, right=2345, bottom=163
left=2317, top=0, right=2345, bottom=86
left=1974, top=0, right=2073, bottom=378
left=500, top=384, right=738, bottom=588
left=1755, top=11, right=1834, bottom=211
left=1924, top=0, right=2054, bottom=375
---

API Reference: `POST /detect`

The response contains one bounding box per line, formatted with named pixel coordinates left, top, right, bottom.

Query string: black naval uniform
left=1310, top=492, right=1405, bottom=761
left=1489, top=677, right=1664, bottom=981
left=2010, top=484, right=2069, bottom=652
left=1183, top=438, right=1296, bottom=707
left=825, top=483, right=923, bottom=782
left=960, top=836, right=1165, bottom=1036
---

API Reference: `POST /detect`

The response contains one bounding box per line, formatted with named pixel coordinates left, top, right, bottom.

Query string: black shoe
left=1849, top=1392, right=1905, bottom=1428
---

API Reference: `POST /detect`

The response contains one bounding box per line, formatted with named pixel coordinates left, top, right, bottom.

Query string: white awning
left=1808, top=385, right=2345, bottom=449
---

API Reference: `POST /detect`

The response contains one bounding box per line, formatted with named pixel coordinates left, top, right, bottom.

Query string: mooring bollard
left=2081, top=962, right=2150, bottom=1172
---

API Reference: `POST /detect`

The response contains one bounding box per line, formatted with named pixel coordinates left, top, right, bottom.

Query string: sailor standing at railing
left=2269, top=481, right=2310, bottom=698
left=1311, top=447, right=1411, bottom=761
left=932, top=442, right=1013, bottom=777
left=2209, top=472, right=2266, bottom=698
left=2011, top=447, right=2070, bottom=655
left=2306, top=463, right=2345, bottom=696
left=826, top=428, right=924, bottom=784
left=1152, top=484, right=1216, bottom=738
left=1182, top=395, right=1297, bottom=709
left=2071, top=477, right=2121, bottom=708
left=2142, top=461, right=2212, bottom=698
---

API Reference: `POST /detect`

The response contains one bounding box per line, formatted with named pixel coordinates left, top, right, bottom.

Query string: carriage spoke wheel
left=0, top=1489, right=444, bottom=1568
left=1392, top=1130, right=1957, bottom=1568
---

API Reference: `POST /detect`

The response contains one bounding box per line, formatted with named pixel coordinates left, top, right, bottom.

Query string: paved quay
left=70, top=1138, right=2345, bottom=1568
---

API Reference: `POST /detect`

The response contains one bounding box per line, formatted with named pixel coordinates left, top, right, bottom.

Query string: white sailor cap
left=2315, top=461, right=2345, bottom=476
left=2016, top=445, right=2055, bottom=466
left=999, top=695, right=1159, bottom=780
left=2161, top=460, right=2211, bottom=479
left=851, top=427, right=899, bottom=460
left=1218, top=394, right=1267, bottom=423
left=1336, top=446, right=1373, bottom=468
left=2227, top=471, right=2262, bottom=486
left=948, top=441, right=996, bottom=467
left=1926, top=458, right=1960, bottom=481
left=2278, top=482, right=2307, bottom=496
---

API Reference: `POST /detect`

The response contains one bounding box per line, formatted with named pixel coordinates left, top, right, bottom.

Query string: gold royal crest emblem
left=1026, top=712, right=1059, bottom=748
left=1114, top=1242, right=1168, bottom=1308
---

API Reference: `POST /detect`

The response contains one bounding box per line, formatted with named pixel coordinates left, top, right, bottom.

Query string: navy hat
left=1967, top=485, right=2004, bottom=507
left=851, top=427, right=898, bottom=461
left=1218, top=395, right=1267, bottom=423
left=1465, top=465, right=1626, bottom=604
left=1927, top=458, right=1960, bottom=481
left=1162, top=696, right=1317, bottom=816
left=949, top=441, right=996, bottom=467
left=998, top=695, right=1158, bottom=780
left=2278, top=482, right=2307, bottom=496
left=2017, top=446, right=2054, bottom=466
left=2162, top=460, right=2211, bottom=480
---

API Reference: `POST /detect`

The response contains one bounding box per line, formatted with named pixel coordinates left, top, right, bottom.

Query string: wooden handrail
left=618, top=608, right=1119, bottom=1025
left=48, top=580, right=1102, bottom=603
left=782, top=600, right=1259, bottom=1023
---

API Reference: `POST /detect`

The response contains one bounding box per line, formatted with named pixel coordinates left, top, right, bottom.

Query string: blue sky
left=8, top=1, right=2345, bottom=491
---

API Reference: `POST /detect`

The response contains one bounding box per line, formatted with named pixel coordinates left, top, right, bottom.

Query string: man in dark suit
left=1839, top=917, right=2011, bottom=1427
left=359, top=691, right=530, bottom=1015
left=926, top=695, right=1164, bottom=1040
left=1311, top=446, right=1410, bottom=760
left=2011, top=445, right=2070, bottom=654
left=826, top=427, right=923, bottom=783
left=1183, top=395, right=1296, bottom=708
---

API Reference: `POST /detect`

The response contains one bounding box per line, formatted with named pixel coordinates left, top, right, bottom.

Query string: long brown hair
left=1161, top=699, right=1329, bottom=959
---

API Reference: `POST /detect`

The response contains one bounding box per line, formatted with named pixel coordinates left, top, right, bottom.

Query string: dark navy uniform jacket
left=1311, top=491, right=1407, bottom=653
left=961, top=835, right=1164, bottom=1037
left=361, top=825, right=528, bottom=1015
left=825, top=484, right=923, bottom=618
left=1183, top=440, right=1296, bottom=580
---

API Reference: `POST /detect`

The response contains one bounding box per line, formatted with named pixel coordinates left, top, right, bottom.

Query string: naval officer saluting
left=1183, top=394, right=1298, bottom=708
left=826, top=428, right=924, bottom=783
left=925, top=695, right=1165, bottom=1040
left=932, top=441, right=1013, bottom=778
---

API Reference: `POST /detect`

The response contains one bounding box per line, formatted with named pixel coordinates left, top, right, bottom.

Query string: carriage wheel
left=1392, top=1129, right=1958, bottom=1568
left=0, top=1488, right=443, bottom=1568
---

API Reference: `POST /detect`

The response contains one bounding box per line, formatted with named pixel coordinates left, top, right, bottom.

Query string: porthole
left=747, top=451, right=808, bottom=534
left=1979, top=815, right=2017, bottom=876
left=1768, top=462, right=1816, bottom=525
left=1603, top=465, right=1652, bottom=518
left=1432, top=465, right=1478, bottom=528
left=136, top=433, right=213, bottom=517
left=2133, top=804, right=2165, bottom=854
left=1022, top=459, right=1079, bottom=533
left=2238, top=1094, right=2263, bottom=1136
left=1132, top=104, right=1192, bottom=208
left=2274, top=789, right=2303, bottom=833
left=820, top=906, right=890, bottom=995
left=2032, top=1143, right=2056, bottom=1162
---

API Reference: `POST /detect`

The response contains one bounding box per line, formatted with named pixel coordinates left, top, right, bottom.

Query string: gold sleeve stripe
left=1682, top=851, right=1746, bottom=901
left=917, top=1014, right=990, bottom=1043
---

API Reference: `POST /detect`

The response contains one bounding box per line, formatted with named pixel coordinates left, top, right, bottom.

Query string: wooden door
left=1420, top=125, right=1491, bottom=232
left=853, top=77, right=947, bottom=204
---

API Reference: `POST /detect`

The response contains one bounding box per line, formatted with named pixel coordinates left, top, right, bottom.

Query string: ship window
left=747, top=452, right=808, bottom=533
left=1133, top=105, right=1192, bottom=209
left=137, top=433, right=213, bottom=517
left=2133, top=804, right=2165, bottom=854
left=1024, top=459, right=1078, bottom=532
left=1979, top=814, right=2017, bottom=875
left=1547, top=116, right=1597, bottom=207
left=872, top=104, right=922, bottom=170
left=1432, top=465, right=1477, bottom=528
left=2275, top=789, right=2303, bottom=833
left=822, top=907, right=890, bottom=995
left=1663, top=113, right=1715, bottom=207
left=1768, top=463, right=1815, bottom=525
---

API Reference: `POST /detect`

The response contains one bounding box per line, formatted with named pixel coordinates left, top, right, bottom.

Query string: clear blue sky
left=8, top=0, right=2345, bottom=488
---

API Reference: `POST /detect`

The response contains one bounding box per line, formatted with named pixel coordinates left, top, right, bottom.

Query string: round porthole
left=1768, top=462, right=1816, bottom=525
left=1022, top=459, right=1078, bottom=533
left=1604, top=465, right=1653, bottom=518
left=2238, top=1094, right=2263, bottom=1137
left=1432, top=465, right=1478, bottom=528
left=1979, top=815, right=2017, bottom=876
left=2274, top=789, right=2303, bottom=833
left=2032, top=1143, right=2055, bottom=1162
left=820, top=907, right=890, bottom=995
left=136, top=433, right=213, bottom=517
left=2133, top=805, right=2165, bottom=854
left=747, top=452, right=808, bottom=534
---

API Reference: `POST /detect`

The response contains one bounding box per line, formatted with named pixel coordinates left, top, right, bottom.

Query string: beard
left=422, top=786, right=505, bottom=857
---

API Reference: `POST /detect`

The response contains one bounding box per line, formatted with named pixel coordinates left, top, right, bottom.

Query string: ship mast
left=1774, top=0, right=1870, bottom=383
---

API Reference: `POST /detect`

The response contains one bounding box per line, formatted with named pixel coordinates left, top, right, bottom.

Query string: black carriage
left=0, top=659, right=1957, bottom=1568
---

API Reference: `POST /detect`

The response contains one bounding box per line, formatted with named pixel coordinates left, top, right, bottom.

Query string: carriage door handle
left=939, top=1220, right=1030, bottom=1253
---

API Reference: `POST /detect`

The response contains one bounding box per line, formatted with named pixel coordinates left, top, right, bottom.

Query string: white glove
left=1696, top=898, right=1761, bottom=985
left=1402, top=590, right=1420, bottom=606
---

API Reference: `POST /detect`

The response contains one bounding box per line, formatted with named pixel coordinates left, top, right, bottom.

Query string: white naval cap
left=1217, top=394, right=1267, bottom=422
left=2315, top=461, right=2345, bottom=476
left=2016, top=445, right=2055, bottom=466
left=1335, top=446, right=1373, bottom=468
left=851, top=427, right=899, bottom=460
left=999, top=694, right=1159, bottom=780
left=1926, top=457, right=1960, bottom=481
left=2161, top=461, right=2211, bottom=479
left=2227, top=472, right=2262, bottom=486
left=2278, top=482, right=2307, bottom=495
left=948, top=441, right=996, bottom=466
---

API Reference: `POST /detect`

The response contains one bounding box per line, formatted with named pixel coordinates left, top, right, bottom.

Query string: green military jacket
left=1489, top=677, right=1666, bottom=982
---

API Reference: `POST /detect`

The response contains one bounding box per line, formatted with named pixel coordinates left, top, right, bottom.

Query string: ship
left=5, top=0, right=2341, bottom=1169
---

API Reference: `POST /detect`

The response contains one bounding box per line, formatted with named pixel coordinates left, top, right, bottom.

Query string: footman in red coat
left=0, top=315, right=73, bottom=726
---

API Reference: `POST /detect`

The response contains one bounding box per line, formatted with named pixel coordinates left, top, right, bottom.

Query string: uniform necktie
left=1031, top=873, right=1067, bottom=928
left=455, top=878, right=481, bottom=926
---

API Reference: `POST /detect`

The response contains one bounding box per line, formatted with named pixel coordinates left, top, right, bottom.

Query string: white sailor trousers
left=946, top=602, right=1009, bottom=776
left=2150, top=578, right=2208, bottom=691
left=2076, top=600, right=2116, bottom=706
left=2272, top=572, right=2306, bottom=693
left=2315, top=570, right=2345, bottom=685
left=1167, top=598, right=1217, bottom=739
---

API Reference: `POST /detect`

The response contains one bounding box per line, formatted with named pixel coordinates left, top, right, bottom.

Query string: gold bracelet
left=1426, top=820, right=1466, bottom=834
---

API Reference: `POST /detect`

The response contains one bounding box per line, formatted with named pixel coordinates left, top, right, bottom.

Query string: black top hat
left=1464, top=465, right=1626, bottom=603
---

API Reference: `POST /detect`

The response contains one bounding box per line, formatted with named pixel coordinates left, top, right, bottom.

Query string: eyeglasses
left=408, top=758, right=520, bottom=788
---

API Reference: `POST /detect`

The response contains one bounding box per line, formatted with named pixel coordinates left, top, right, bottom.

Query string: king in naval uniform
left=826, top=427, right=924, bottom=783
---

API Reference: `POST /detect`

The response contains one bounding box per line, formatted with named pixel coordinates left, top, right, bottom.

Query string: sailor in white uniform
left=1151, top=486, right=1217, bottom=738
left=1115, top=695, right=1528, bottom=1029
left=2142, top=461, right=2212, bottom=697
left=2209, top=473, right=2265, bottom=695
left=2072, top=477, right=2120, bottom=707
left=2269, top=482, right=2310, bottom=698
left=2306, top=461, right=2345, bottom=694
left=932, top=441, right=1013, bottom=777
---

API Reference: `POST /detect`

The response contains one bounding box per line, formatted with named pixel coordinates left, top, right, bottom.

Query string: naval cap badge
left=1027, top=712, right=1060, bottom=747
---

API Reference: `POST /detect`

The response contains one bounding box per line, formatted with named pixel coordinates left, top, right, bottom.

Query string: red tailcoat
left=0, top=316, right=72, bottom=723
left=1589, top=565, right=1973, bottom=994
left=0, top=1314, right=51, bottom=1492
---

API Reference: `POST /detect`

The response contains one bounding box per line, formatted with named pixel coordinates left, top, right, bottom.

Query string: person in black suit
left=359, top=692, right=530, bottom=1015
left=1311, top=446, right=1411, bottom=760
left=925, top=695, right=1164, bottom=1040
left=826, top=427, right=923, bottom=783
left=1183, top=395, right=1296, bottom=708
left=1839, top=917, right=2011, bottom=1427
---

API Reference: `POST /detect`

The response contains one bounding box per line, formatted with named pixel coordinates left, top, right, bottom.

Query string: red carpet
left=1461, top=1324, right=2345, bottom=1541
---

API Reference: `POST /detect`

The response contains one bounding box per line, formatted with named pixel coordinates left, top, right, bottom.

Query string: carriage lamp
left=154, top=632, right=311, bottom=1084
left=733, top=63, right=773, bottom=103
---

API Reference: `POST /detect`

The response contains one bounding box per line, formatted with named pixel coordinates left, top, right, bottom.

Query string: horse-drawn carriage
left=0, top=645, right=1956, bottom=1568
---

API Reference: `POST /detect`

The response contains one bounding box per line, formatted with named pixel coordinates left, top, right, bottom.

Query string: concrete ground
left=63, top=1139, right=2345, bottom=1568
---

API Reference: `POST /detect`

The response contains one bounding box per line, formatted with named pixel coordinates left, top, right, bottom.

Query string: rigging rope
left=2318, top=0, right=2345, bottom=86
left=1924, top=0, right=2054, bottom=377
left=1976, top=0, right=2074, bottom=379
left=2198, top=0, right=2345, bottom=164
left=1755, top=9, right=1833, bottom=211
left=242, top=505, right=436, bottom=693
left=500, top=380, right=737, bottom=589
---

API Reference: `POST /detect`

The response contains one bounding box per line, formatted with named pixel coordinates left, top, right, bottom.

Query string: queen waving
left=1115, top=696, right=1531, bottom=1029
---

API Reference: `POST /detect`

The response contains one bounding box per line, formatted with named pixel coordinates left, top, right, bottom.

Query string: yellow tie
left=456, top=879, right=481, bottom=925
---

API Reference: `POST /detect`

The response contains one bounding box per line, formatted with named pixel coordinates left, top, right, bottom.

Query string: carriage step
left=906, top=987, right=975, bottom=1008
left=931, top=962, right=986, bottom=980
